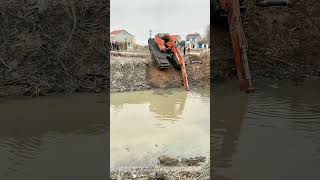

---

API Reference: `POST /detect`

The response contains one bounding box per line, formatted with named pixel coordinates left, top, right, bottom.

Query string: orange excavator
left=148, top=33, right=189, bottom=91
left=213, top=0, right=255, bottom=92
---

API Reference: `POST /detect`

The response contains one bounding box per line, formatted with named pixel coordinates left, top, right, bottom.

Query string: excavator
left=148, top=33, right=190, bottom=91
left=213, top=0, right=288, bottom=92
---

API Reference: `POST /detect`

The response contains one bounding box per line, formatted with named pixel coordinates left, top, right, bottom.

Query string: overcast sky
left=111, top=0, right=210, bottom=45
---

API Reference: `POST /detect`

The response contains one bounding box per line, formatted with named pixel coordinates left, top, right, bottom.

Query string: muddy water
left=213, top=80, right=320, bottom=180
left=0, top=95, right=108, bottom=180
left=110, top=88, right=210, bottom=170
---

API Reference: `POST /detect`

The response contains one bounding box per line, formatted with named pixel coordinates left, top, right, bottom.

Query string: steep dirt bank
left=213, top=0, right=320, bottom=82
left=0, top=0, right=108, bottom=98
left=111, top=52, right=210, bottom=92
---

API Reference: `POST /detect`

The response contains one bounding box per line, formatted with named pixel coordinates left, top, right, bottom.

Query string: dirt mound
left=0, top=0, right=108, bottom=97
left=187, top=52, right=210, bottom=86
left=111, top=52, right=210, bottom=92
left=245, top=0, right=320, bottom=79
left=111, top=55, right=151, bottom=92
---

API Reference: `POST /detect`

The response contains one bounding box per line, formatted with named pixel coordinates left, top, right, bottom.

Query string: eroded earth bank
left=213, top=0, right=320, bottom=82
left=110, top=51, right=210, bottom=92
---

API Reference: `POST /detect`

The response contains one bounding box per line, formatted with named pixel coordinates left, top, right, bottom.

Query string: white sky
left=110, top=0, right=210, bottom=45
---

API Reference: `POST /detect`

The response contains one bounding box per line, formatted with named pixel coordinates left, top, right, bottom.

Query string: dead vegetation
left=0, top=0, right=108, bottom=97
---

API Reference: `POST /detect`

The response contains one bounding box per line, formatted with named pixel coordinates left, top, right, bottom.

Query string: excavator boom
left=168, top=42, right=190, bottom=91
left=214, top=0, right=255, bottom=92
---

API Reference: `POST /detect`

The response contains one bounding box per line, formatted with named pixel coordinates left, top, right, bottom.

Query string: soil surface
left=0, top=0, right=108, bottom=98
left=212, top=0, right=320, bottom=82
left=110, top=155, right=209, bottom=180
left=111, top=51, right=210, bottom=92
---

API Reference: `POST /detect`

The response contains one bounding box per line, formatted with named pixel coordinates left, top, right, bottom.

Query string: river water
left=213, top=80, right=320, bottom=180
left=0, top=95, right=108, bottom=180
left=110, top=88, right=210, bottom=170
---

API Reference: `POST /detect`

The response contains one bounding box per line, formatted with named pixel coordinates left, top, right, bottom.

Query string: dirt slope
left=111, top=52, right=210, bottom=92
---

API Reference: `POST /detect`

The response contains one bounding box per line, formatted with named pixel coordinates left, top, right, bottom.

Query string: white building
left=185, top=33, right=209, bottom=49
left=110, top=30, right=136, bottom=49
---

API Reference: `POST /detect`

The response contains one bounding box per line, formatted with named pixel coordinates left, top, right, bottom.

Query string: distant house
left=198, top=40, right=209, bottom=49
left=110, top=30, right=136, bottom=49
left=185, top=33, right=208, bottom=49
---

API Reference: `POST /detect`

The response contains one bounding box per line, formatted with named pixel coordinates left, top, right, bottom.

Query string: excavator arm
left=214, top=0, right=255, bottom=92
left=167, top=41, right=190, bottom=91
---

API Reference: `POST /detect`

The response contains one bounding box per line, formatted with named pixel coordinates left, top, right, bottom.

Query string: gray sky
left=111, top=0, right=210, bottom=45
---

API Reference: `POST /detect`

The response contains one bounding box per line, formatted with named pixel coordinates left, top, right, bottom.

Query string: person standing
left=111, top=41, right=114, bottom=51
left=183, top=46, right=186, bottom=56
left=116, top=41, right=119, bottom=52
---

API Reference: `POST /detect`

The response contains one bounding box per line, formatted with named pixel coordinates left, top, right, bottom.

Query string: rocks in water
left=158, top=155, right=179, bottom=166
left=158, top=155, right=206, bottom=166
left=111, top=155, right=208, bottom=179
left=181, top=156, right=206, bottom=166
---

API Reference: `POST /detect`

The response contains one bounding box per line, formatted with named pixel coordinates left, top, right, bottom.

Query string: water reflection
left=213, top=80, right=320, bottom=180
left=0, top=95, right=107, bottom=180
left=110, top=88, right=210, bottom=170
left=111, top=89, right=190, bottom=121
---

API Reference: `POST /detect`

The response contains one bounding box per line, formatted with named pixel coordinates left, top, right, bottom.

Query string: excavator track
left=148, top=38, right=170, bottom=69
left=167, top=54, right=181, bottom=70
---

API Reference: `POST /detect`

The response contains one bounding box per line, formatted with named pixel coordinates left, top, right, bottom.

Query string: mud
left=212, top=0, right=320, bottom=82
left=110, top=52, right=210, bottom=92
left=110, top=155, right=209, bottom=180
left=0, top=0, right=108, bottom=98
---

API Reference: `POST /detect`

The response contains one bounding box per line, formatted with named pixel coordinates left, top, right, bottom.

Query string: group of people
left=111, top=41, right=120, bottom=51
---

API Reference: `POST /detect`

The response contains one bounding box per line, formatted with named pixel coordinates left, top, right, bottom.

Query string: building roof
left=110, top=29, right=132, bottom=36
left=186, top=33, right=201, bottom=39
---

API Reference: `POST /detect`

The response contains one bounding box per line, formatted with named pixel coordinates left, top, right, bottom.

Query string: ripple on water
left=246, top=92, right=320, bottom=123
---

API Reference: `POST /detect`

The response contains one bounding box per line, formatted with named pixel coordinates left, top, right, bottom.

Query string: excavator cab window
left=162, top=35, right=170, bottom=43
